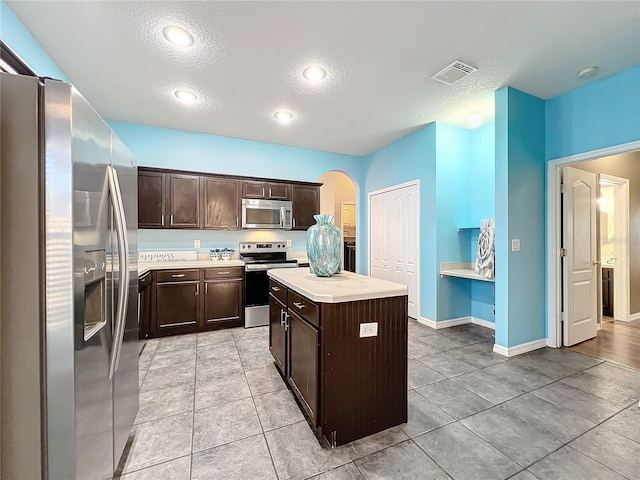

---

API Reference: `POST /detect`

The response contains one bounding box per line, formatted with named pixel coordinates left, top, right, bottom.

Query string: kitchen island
left=267, top=268, right=408, bottom=447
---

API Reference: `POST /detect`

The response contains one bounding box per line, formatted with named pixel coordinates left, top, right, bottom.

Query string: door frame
left=599, top=173, right=631, bottom=322
left=546, top=140, right=640, bottom=348
left=368, top=179, right=420, bottom=319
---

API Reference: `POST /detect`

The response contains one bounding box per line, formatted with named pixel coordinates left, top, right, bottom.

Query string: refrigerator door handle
left=107, top=165, right=130, bottom=380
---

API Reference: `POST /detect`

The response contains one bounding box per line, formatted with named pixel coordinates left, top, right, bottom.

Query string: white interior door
left=562, top=166, right=598, bottom=346
left=369, top=182, right=419, bottom=319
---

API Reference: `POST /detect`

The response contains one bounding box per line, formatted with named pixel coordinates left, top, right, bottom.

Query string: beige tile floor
left=116, top=320, right=640, bottom=480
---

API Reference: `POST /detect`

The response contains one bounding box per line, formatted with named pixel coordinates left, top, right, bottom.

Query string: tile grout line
left=234, top=330, right=283, bottom=480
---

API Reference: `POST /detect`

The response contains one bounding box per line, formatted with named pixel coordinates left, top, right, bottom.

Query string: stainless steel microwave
left=241, top=198, right=293, bottom=229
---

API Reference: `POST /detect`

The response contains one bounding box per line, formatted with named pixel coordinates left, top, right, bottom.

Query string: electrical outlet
left=511, top=239, right=520, bottom=252
left=359, top=322, right=378, bottom=338
left=286, top=239, right=292, bottom=247
left=194, top=239, right=201, bottom=248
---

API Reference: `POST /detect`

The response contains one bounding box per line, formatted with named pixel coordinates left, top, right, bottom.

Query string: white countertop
left=139, top=259, right=244, bottom=275
left=138, top=257, right=312, bottom=276
left=268, top=267, right=407, bottom=303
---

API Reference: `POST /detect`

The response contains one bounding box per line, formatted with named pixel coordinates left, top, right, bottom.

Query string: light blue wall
left=109, top=121, right=366, bottom=255
left=435, top=123, right=473, bottom=321
left=495, top=87, right=546, bottom=348
left=364, top=122, right=496, bottom=323
left=546, top=65, right=640, bottom=161
left=0, top=1, right=68, bottom=81
left=363, top=124, right=437, bottom=318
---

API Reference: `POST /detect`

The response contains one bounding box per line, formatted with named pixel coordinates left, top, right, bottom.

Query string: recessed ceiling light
left=467, top=112, right=482, bottom=129
left=303, top=66, right=326, bottom=83
left=175, top=90, right=197, bottom=104
left=274, top=110, right=293, bottom=123
left=163, top=26, right=194, bottom=47
left=577, top=66, right=598, bottom=79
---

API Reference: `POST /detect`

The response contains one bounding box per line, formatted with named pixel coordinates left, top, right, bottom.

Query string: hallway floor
left=118, top=320, right=639, bottom=480
left=569, top=317, right=640, bottom=370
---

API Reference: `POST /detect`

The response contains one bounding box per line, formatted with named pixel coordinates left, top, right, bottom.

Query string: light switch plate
left=359, top=322, right=378, bottom=338
left=286, top=239, right=292, bottom=247
left=512, top=239, right=520, bottom=252
left=194, top=239, right=201, bottom=248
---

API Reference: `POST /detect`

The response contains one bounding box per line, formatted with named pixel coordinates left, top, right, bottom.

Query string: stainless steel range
left=240, top=242, right=298, bottom=327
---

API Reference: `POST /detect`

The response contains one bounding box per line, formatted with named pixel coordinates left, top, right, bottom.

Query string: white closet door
left=369, top=182, right=419, bottom=319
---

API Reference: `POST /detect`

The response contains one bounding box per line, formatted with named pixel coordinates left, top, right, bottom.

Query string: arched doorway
left=318, top=171, right=358, bottom=272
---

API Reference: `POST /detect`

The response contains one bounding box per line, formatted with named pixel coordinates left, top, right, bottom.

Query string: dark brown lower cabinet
left=269, top=294, right=287, bottom=375
left=204, top=278, right=243, bottom=329
left=154, top=280, right=200, bottom=336
left=138, top=272, right=152, bottom=339
left=288, top=310, right=319, bottom=422
left=150, top=267, right=244, bottom=337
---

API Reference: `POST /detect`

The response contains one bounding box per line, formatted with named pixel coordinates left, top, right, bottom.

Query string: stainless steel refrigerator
left=1, top=72, right=139, bottom=479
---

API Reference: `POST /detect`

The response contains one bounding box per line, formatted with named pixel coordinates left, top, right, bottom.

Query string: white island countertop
left=268, top=267, right=407, bottom=303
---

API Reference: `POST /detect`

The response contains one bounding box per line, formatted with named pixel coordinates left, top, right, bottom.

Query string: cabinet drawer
left=204, top=266, right=243, bottom=280
left=156, top=269, right=200, bottom=283
left=288, top=290, right=319, bottom=328
left=269, top=278, right=287, bottom=304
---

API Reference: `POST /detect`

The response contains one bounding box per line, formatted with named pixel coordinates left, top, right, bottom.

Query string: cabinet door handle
left=280, top=309, right=286, bottom=326
left=262, top=187, right=265, bottom=198
left=293, top=218, right=296, bottom=228
left=271, top=286, right=281, bottom=292
left=171, top=274, right=186, bottom=278
left=217, top=271, right=230, bottom=275
left=205, top=283, right=208, bottom=295
left=236, top=216, right=239, bottom=227
left=269, top=187, right=272, bottom=198
left=195, top=284, right=199, bottom=296
left=161, top=214, right=165, bottom=226
left=170, top=214, right=174, bottom=226
left=293, top=301, right=305, bottom=309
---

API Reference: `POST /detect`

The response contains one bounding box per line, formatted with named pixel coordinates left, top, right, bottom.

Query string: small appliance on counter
left=240, top=241, right=298, bottom=327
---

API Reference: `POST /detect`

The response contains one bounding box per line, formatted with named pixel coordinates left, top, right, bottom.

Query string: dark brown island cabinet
left=267, top=268, right=408, bottom=447
left=140, top=266, right=244, bottom=338
left=137, top=167, right=321, bottom=231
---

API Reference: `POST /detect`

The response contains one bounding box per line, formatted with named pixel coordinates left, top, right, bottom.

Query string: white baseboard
left=418, top=316, right=470, bottom=329
left=418, top=316, right=496, bottom=330
left=493, top=338, right=547, bottom=357
left=470, top=317, right=495, bottom=330
left=628, top=312, right=640, bottom=321
left=546, top=338, right=560, bottom=348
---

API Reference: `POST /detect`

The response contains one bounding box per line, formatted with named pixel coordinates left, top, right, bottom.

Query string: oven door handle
left=245, top=263, right=298, bottom=271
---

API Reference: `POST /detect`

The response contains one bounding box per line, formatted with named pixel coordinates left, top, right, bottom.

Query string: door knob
left=592, top=261, right=601, bottom=266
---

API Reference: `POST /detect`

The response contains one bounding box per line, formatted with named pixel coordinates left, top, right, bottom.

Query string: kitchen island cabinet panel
left=202, top=177, right=240, bottom=230
left=288, top=310, right=319, bottom=423
left=269, top=294, right=287, bottom=375
left=267, top=268, right=408, bottom=447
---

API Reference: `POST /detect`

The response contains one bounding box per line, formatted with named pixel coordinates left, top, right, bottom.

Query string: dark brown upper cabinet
left=168, top=174, right=200, bottom=228
left=202, top=176, right=240, bottom=230
left=138, top=170, right=166, bottom=228
left=242, top=180, right=291, bottom=200
left=292, top=184, right=320, bottom=230
left=138, top=169, right=200, bottom=229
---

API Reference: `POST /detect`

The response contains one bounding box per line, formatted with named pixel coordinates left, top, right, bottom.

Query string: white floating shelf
left=440, top=262, right=495, bottom=282
left=457, top=226, right=480, bottom=231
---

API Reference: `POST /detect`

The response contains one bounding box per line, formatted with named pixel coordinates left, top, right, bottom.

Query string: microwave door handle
left=107, top=166, right=130, bottom=380
left=280, top=207, right=285, bottom=228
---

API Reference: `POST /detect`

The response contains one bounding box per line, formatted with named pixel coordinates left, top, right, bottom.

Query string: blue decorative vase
left=306, top=215, right=342, bottom=277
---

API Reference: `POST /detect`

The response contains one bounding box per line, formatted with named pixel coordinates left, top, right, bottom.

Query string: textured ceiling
left=7, top=1, right=640, bottom=156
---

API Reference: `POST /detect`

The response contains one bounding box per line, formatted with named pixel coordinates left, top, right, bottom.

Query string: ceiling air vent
left=430, top=60, right=478, bottom=85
